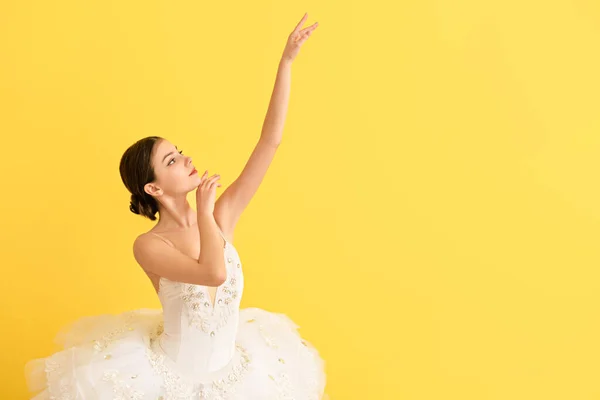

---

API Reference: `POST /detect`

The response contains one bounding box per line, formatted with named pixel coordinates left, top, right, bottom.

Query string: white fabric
left=24, top=233, right=327, bottom=399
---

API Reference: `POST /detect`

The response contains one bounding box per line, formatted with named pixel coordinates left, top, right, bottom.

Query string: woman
left=24, top=13, right=326, bottom=399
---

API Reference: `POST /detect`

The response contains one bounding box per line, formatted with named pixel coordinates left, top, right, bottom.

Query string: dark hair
left=119, top=136, right=164, bottom=221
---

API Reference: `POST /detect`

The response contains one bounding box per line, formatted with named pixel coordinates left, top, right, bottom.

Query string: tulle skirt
left=24, top=307, right=328, bottom=399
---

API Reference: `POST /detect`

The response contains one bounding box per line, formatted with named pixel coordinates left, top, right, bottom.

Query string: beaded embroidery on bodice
left=25, top=229, right=327, bottom=400
left=151, top=232, right=246, bottom=380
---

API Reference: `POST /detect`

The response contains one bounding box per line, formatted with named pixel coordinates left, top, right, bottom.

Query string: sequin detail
left=92, top=312, right=137, bottom=354
left=257, top=320, right=323, bottom=400
left=102, top=369, right=144, bottom=400
left=44, top=358, right=75, bottom=400
left=28, top=239, right=326, bottom=400
left=181, top=248, right=243, bottom=336
left=42, top=312, right=140, bottom=399
left=146, top=323, right=252, bottom=400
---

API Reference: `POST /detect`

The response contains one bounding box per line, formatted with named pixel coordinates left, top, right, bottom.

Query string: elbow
left=209, top=265, right=227, bottom=286
left=212, top=273, right=227, bottom=286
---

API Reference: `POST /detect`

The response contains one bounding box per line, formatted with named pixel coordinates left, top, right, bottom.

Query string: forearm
left=260, top=58, right=292, bottom=146
left=196, top=212, right=226, bottom=281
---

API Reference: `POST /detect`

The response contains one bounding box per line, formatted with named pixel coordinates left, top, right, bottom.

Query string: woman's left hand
left=282, top=13, right=319, bottom=63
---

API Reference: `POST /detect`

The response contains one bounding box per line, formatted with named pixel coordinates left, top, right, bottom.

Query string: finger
left=210, top=179, right=221, bottom=190
left=200, top=173, right=217, bottom=184
left=200, top=170, right=208, bottom=183
left=202, top=175, right=220, bottom=189
left=300, top=22, right=318, bottom=34
left=297, top=27, right=314, bottom=42
left=297, top=31, right=312, bottom=45
left=199, top=176, right=208, bottom=187
left=208, top=180, right=219, bottom=191
left=207, top=175, right=220, bottom=183
left=293, top=12, right=308, bottom=33
left=200, top=174, right=216, bottom=187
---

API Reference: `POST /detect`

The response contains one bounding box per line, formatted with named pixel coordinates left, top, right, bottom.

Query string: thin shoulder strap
left=149, top=232, right=175, bottom=248
left=217, top=227, right=228, bottom=247
left=150, top=229, right=227, bottom=248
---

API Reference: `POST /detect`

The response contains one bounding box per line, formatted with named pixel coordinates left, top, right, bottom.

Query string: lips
left=189, top=168, right=198, bottom=176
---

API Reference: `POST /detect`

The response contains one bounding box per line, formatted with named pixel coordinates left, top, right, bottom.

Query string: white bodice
left=24, top=230, right=327, bottom=400
left=152, top=236, right=245, bottom=380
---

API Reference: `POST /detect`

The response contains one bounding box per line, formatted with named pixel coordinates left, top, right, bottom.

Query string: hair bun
left=120, top=136, right=163, bottom=221
left=129, top=193, right=141, bottom=214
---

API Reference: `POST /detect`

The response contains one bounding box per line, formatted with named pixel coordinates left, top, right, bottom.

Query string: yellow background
left=2, top=0, right=600, bottom=399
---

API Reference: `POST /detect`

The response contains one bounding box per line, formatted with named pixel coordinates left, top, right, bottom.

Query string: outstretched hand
left=282, top=12, right=319, bottom=63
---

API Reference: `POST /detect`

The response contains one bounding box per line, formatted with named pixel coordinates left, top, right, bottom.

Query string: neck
left=156, top=197, right=197, bottom=230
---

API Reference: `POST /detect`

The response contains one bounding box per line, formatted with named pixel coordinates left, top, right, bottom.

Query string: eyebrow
left=161, top=145, right=178, bottom=163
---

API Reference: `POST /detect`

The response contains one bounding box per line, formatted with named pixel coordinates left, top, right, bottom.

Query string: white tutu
left=25, top=233, right=327, bottom=399
left=24, top=307, right=328, bottom=399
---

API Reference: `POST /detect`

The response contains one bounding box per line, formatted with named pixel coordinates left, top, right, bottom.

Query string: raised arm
left=214, top=14, right=319, bottom=238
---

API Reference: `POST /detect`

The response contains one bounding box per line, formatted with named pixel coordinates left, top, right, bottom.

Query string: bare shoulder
left=132, top=233, right=161, bottom=282
left=131, top=231, right=226, bottom=286
left=131, top=233, right=160, bottom=277
left=139, top=230, right=174, bottom=246
left=132, top=232, right=162, bottom=260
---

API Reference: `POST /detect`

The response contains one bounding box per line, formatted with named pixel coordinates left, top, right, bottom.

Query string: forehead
left=155, top=139, right=175, bottom=153
left=154, top=139, right=176, bottom=157
left=152, top=139, right=177, bottom=166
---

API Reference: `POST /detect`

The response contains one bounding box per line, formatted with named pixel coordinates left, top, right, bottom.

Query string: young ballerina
left=24, top=13, right=326, bottom=399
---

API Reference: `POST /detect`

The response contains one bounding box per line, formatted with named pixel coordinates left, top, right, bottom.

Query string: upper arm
left=133, top=234, right=226, bottom=286
left=213, top=208, right=235, bottom=244
left=214, top=138, right=279, bottom=237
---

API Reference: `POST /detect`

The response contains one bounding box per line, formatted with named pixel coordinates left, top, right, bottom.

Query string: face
left=145, top=139, right=200, bottom=199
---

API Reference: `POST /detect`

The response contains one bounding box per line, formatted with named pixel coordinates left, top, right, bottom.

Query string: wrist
left=197, top=211, right=214, bottom=221
left=280, top=56, right=293, bottom=67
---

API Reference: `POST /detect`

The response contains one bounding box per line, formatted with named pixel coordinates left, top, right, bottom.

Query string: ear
left=144, top=182, right=161, bottom=197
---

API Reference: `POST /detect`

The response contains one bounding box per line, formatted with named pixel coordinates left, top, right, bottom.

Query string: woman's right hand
left=196, top=170, right=221, bottom=216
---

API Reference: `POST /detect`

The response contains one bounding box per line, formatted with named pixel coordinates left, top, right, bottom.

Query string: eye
left=168, top=150, right=184, bottom=166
